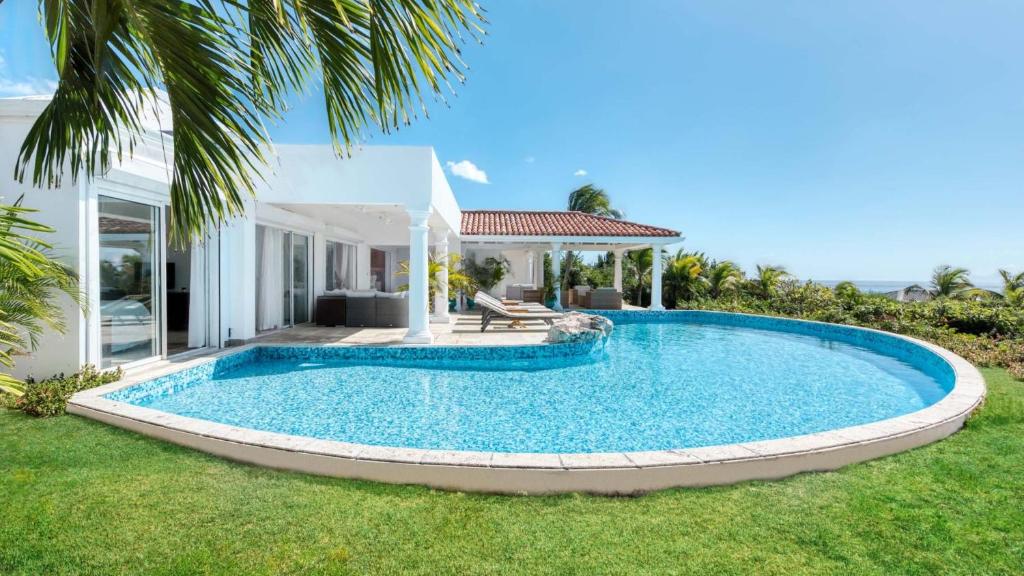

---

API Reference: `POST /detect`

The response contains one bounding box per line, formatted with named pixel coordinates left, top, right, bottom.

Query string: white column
left=551, top=242, right=563, bottom=311
left=431, top=229, right=451, bottom=324
left=613, top=249, right=624, bottom=292
left=404, top=209, right=433, bottom=343
left=650, top=244, right=665, bottom=311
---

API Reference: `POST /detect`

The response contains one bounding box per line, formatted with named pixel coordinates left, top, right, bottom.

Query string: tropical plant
left=396, top=254, right=474, bottom=310
left=707, top=260, right=744, bottom=299
left=462, top=256, right=509, bottom=294
left=567, top=184, right=622, bottom=219
left=931, top=265, right=973, bottom=298
left=0, top=200, right=82, bottom=396
left=624, top=248, right=653, bottom=307
left=999, top=269, right=1024, bottom=306
left=833, top=281, right=862, bottom=303
left=750, top=265, right=789, bottom=299
left=562, top=184, right=621, bottom=286
left=663, top=250, right=708, bottom=306
left=15, top=1, right=486, bottom=244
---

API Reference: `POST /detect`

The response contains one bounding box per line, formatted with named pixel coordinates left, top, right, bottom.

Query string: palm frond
left=19, top=0, right=486, bottom=244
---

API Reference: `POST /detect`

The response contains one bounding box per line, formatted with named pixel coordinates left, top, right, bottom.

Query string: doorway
left=256, top=225, right=311, bottom=331
left=164, top=211, right=211, bottom=355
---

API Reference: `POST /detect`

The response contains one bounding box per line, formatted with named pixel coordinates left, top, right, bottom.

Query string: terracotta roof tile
left=460, top=210, right=680, bottom=238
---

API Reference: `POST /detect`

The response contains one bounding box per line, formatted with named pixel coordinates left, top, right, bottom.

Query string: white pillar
left=650, top=244, right=664, bottom=311
left=404, top=209, right=433, bottom=343
left=613, top=249, right=624, bottom=292
left=551, top=243, right=563, bottom=311
left=431, top=229, right=450, bottom=324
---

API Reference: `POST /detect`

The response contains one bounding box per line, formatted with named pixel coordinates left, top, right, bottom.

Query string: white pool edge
left=68, top=325, right=987, bottom=495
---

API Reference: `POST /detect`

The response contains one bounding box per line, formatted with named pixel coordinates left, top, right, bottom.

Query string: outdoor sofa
left=315, top=290, right=409, bottom=328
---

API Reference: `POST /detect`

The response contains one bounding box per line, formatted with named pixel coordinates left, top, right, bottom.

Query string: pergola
left=459, top=210, right=682, bottom=310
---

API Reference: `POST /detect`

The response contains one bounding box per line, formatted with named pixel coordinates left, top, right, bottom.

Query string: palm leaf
left=18, top=0, right=486, bottom=244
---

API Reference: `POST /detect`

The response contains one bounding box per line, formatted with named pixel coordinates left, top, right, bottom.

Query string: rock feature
left=546, top=311, right=614, bottom=344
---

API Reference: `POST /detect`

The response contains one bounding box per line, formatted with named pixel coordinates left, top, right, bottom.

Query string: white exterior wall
left=0, top=111, right=86, bottom=378
left=462, top=248, right=533, bottom=298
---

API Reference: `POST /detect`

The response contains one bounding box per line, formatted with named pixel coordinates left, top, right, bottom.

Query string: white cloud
left=446, top=159, right=489, bottom=184
left=0, top=50, right=57, bottom=97
left=524, top=156, right=536, bottom=163
left=573, top=169, right=588, bottom=177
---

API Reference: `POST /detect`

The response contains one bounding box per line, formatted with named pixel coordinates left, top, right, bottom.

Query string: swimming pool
left=73, top=311, right=985, bottom=494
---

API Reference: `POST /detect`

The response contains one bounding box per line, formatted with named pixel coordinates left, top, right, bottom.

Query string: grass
left=2, top=369, right=1022, bottom=575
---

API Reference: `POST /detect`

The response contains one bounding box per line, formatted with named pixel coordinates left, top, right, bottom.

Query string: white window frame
left=88, top=182, right=167, bottom=372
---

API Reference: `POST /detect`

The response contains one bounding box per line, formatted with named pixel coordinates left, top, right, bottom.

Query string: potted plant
left=395, top=254, right=475, bottom=313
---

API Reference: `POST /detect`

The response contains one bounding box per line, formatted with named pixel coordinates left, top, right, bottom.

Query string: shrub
left=1009, top=362, right=1024, bottom=382
left=16, top=365, right=123, bottom=417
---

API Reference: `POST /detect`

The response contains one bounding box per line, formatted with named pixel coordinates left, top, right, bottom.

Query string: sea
left=816, top=280, right=1003, bottom=294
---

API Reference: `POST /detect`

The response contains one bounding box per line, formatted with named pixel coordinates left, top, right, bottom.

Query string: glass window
left=325, top=240, right=357, bottom=291
left=99, top=196, right=159, bottom=367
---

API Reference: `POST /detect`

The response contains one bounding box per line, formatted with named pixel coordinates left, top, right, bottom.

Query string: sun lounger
left=474, top=291, right=563, bottom=332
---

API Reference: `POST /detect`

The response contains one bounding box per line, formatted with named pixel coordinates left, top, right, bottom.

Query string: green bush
left=15, top=365, right=123, bottom=417
left=1009, top=362, right=1024, bottom=381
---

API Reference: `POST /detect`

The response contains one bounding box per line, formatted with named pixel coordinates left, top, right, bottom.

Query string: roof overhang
left=461, top=234, right=679, bottom=251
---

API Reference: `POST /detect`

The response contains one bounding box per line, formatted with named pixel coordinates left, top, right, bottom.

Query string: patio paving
left=250, top=311, right=552, bottom=346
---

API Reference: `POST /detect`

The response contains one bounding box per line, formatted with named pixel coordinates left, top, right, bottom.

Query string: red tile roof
left=461, top=210, right=680, bottom=238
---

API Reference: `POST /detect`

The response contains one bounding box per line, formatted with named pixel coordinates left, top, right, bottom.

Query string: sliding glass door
left=98, top=196, right=160, bottom=368
left=256, top=225, right=310, bottom=330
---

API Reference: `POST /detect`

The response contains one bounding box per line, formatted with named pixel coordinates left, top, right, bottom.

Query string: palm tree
left=707, top=261, right=744, bottom=299
left=562, top=184, right=621, bottom=287
left=832, top=280, right=862, bottom=302
left=0, top=201, right=82, bottom=396
left=567, top=185, right=622, bottom=219
left=931, top=265, right=973, bottom=298
left=663, top=250, right=708, bottom=305
left=998, top=269, right=1024, bottom=306
left=751, top=265, right=789, bottom=299
left=15, top=1, right=485, bottom=244
left=624, top=249, right=653, bottom=307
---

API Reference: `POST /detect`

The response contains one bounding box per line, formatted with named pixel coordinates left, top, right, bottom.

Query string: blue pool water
left=109, top=313, right=955, bottom=453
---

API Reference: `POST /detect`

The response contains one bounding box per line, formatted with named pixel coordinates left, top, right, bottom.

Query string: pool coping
left=68, top=313, right=986, bottom=495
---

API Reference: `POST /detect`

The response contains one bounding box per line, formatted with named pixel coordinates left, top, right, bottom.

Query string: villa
left=0, top=94, right=986, bottom=496
left=0, top=95, right=680, bottom=379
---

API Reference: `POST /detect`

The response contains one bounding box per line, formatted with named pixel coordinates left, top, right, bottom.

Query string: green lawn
left=2, top=369, right=1022, bottom=575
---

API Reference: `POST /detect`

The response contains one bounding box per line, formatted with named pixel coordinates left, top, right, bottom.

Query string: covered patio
left=221, top=146, right=681, bottom=349
left=459, top=210, right=681, bottom=311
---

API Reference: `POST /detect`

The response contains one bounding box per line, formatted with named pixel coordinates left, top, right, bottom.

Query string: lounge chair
left=474, top=291, right=562, bottom=332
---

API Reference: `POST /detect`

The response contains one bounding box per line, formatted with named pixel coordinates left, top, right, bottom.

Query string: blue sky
left=1, top=1, right=1021, bottom=283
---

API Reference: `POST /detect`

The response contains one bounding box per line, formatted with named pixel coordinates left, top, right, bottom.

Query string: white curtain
left=332, top=242, right=357, bottom=290
left=187, top=243, right=207, bottom=348
left=257, top=227, right=284, bottom=331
